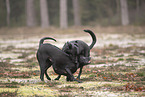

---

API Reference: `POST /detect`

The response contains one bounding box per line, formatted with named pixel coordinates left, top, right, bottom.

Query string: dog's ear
left=76, top=46, right=79, bottom=55
left=68, top=42, right=72, bottom=49
left=66, top=42, right=72, bottom=49
left=66, top=41, right=69, bottom=46
left=73, top=43, right=79, bottom=55
left=74, top=43, right=78, bottom=47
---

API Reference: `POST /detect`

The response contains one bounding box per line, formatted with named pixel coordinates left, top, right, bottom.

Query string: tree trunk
left=73, top=0, right=81, bottom=26
left=60, top=0, right=68, bottom=29
left=40, top=0, right=49, bottom=28
left=116, top=0, right=120, bottom=15
left=6, top=0, right=10, bottom=26
left=120, top=0, right=129, bottom=26
left=136, top=0, right=139, bottom=13
left=26, top=0, right=37, bottom=27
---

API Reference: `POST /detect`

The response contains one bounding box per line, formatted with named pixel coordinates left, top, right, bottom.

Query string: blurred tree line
left=0, top=0, right=145, bottom=28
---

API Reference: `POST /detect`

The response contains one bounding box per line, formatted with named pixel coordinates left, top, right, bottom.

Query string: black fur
left=36, top=37, right=81, bottom=83
left=61, top=30, right=97, bottom=80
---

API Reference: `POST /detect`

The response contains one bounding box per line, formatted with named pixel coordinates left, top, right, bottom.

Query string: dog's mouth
left=85, top=60, right=91, bottom=65
left=83, top=60, right=91, bottom=65
left=86, top=57, right=91, bottom=64
left=88, top=60, right=91, bottom=64
left=79, top=56, right=91, bottom=64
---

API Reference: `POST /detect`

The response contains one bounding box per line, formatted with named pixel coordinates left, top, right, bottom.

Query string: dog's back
left=38, top=37, right=67, bottom=62
left=38, top=43, right=68, bottom=62
left=37, top=37, right=77, bottom=76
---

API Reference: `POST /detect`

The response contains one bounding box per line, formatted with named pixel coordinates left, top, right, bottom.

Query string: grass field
left=0, top=26, right=145, bottom=96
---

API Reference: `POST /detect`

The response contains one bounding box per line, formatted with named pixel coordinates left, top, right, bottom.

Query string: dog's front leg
left=65, top=68, right=82, bottom=83
left=77, top=66, right=83, bottom=80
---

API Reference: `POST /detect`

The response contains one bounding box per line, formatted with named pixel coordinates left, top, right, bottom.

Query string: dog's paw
left=77, top=80, right=82, bottom=83
left=54, top=78, right=59, bottom=80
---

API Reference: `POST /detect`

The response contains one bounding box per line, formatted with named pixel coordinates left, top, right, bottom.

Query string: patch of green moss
left=17, top=85, right=59, bottom=96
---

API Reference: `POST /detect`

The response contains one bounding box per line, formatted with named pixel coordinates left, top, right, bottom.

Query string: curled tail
left=84, top=30, right=97, bottom=49
left=39, top=37, right=56, bottom=47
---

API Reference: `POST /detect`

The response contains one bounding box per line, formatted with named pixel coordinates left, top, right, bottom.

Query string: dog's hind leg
left=54, top=75, right=61, bottom=80
left=45, top=70, right=51, bottom=80
left=45, top=69, right=51, bottom=80
left=37, top=53, right=45, bottom=81
left=37, top=59, right=45, bottom=81
left=40, top=64, right=51, bottom=81
left=44, top=59, right=52, bottom=80
left=40, top=67, right=45, bottom=81
left=39, top=61, right=52, bottom=81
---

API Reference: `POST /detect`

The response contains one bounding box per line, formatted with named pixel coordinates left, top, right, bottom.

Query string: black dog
left=61, top=30, right=97, bottom=80
left=36, top=37, right=81, bottom=83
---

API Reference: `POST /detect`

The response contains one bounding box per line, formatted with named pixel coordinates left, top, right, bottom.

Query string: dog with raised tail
left=36, top=37, right=81, bottom=83
left=59, top=30, right=97, bottom=80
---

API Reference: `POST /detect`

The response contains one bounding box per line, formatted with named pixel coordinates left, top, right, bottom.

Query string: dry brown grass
left=0, top=26, right=145, bottom=40
left=0, top=26, right=145, bottom=96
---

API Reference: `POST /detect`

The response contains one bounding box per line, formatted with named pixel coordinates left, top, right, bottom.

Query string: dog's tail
left=39, top=37, right=56, bottom=47
left=84, top=30, right=97, bottom=49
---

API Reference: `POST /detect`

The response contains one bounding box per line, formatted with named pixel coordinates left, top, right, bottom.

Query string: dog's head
left=62, top=42, right=79, bottom=62
left=63, top=42, right=79, bottom=55
left=79, top=56, right=91, bottom=65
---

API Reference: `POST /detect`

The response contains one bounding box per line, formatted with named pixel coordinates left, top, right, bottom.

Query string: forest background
left=0, top=0, right=145, bottom=28
left=0, top=0, right=145, bottom=96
